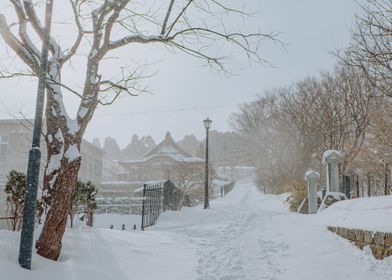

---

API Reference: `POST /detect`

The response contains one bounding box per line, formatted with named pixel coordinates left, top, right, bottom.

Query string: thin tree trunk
left=36, top=158, right=81, bottom=260
left=86, top=207, right=93, bottom=227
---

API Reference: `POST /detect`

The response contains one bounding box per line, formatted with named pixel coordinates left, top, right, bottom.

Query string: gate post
left=305, top=171, right=320, bottom=214
left=323, top=150, right=343, bottom=193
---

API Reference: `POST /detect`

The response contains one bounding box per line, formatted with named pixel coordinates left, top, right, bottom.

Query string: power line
left=95, top=104, right=238, bottom=117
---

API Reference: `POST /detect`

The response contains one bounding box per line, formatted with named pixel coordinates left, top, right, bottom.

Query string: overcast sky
left=0, top=0, right=362, bottom=147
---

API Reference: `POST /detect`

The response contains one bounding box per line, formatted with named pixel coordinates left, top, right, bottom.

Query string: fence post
left=322, top=150, right=343, bottom=193
left=343, top=175, right=351, bottom=199
left=385, top=162, right=389, bottom=196
left=367, top=172, right=371, bottom=197
left=141, top=184, right=146, bottom=231
left=356, top=175, right=360, bottom=197
left=321, top=188, right=326, bottom=201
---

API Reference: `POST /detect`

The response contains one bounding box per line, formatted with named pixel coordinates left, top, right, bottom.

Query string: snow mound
left=318, top=195, right=392, bottom=232
left=0, top=228, right=197, bottom=280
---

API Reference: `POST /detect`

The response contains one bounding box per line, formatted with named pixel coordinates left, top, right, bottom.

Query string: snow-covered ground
left=318, top=195, right=392, bottom=232
left=93, top=214, right=142, bottom=231
left=1, top=178, right=392, bottom=280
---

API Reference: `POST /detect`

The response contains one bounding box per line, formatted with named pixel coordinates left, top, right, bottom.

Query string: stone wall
left=328, top=226, right=392, bottom=260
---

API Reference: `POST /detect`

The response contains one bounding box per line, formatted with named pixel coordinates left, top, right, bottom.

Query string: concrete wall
left=328, top=226, right=392, bottom=260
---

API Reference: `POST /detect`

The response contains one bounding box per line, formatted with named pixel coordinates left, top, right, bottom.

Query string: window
left=0, top=135, right=8, bottom=162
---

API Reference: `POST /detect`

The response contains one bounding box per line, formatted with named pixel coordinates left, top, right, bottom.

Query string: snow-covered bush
left=71, top=181, right=98, bottom=227
left=4, top=170, right=26, bottom=231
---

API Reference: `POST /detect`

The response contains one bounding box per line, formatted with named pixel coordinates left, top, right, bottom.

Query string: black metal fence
left=342, top=172, right=391, bottom=199
left=141, top=180, right=180, bottom=231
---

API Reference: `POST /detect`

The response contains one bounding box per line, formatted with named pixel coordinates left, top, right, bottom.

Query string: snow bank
left=0, top=228, right=197, bottom=280
left=318, top=195, right=392, bottom=232
left=2, top=178, right=392, bottom=280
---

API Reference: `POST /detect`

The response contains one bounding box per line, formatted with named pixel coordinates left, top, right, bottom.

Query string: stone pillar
left=304, top=171, right=320, bottom=214
left=322, top=150, right=343, bottom=193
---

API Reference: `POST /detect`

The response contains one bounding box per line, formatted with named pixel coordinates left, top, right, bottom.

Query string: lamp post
left=18, top=0, right=54, bottom=270
left=203, top=117, right=212, bottom=209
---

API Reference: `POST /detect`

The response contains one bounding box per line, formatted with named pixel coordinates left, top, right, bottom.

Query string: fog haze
left=0, top=0, right=362, bottom=147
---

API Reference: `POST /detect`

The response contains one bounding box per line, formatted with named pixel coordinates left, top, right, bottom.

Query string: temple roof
left=143, top=132, right=192, bottom=160
left=120, top=132, right=203, bottom=165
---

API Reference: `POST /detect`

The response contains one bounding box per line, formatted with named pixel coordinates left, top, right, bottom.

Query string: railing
left=211, top=179, right=235, bottom=198
left=342, top=173, right=391, bottom=198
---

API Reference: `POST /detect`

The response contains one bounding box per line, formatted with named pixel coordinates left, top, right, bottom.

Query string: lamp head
left=204, top=117, right=212, bottom=129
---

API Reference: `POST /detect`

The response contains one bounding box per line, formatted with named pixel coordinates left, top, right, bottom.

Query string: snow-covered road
left=2, top=178, right=392, bottom=280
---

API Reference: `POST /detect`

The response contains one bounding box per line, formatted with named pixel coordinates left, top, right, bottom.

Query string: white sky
left=0, top=0, right=362, bottom=147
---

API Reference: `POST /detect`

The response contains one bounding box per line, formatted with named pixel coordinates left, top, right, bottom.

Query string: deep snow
left=1, top=178, right=392, bottom=280
left=318, top=195, right=392, bottom=232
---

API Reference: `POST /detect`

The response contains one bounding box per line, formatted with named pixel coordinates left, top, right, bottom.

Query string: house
left=0, top=119, right=104, bottom=228
left=0, top=119, right=104, bottom=186
left=118, top=132, right=204, bottom=182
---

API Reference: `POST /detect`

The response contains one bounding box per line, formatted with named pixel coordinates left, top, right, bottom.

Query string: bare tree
left=230, top=92, right=305, bottom=192
left=231, top=65, right=375, bottom=193
left=339, top=0, right=391, bottom=97
left=280, top=66, right=374, bottom=174
left=170, top=161, right=204, bottom=209
left=0, top=0, right=276, bottom=260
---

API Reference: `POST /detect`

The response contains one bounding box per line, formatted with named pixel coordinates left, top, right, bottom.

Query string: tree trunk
left=86, top=207, right=93, bottom=227
left=36, top=157, right=81, bottom=260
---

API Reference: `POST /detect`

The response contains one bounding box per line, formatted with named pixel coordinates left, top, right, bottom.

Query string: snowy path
left=2, top=178, right=392, bottom=280
left=155, top=178, right=392, bottom=280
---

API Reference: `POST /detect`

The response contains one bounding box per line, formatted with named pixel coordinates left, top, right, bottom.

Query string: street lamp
left=203, top=117, right=212, bottom=209
left=18, top=0, right=54, bottom=270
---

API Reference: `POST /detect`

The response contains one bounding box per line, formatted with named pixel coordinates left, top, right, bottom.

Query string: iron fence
left=141, top=180, right=180, bottom=231
left=342, top=172, right=392, bottom=198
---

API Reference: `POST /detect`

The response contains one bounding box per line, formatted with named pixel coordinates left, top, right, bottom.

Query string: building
left=118, top=132, right=204, bottom=182
left=0, top=119, right=104, bottom=227
left=0, top=119, right=104, bottom=186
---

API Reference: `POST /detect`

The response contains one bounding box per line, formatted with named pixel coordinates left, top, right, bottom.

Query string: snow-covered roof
left=101, top=181, right=140, bottom=186
left=133, top=180, right=168, bottom=193
left=120, top=132, right=203, bottom=166
left=143, top=132, right=191, bottom=159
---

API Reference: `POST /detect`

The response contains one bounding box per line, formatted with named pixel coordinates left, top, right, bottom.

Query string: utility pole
left=203, top=118, right=212, bottom=209
left=18, top=0, right=54, bottom=270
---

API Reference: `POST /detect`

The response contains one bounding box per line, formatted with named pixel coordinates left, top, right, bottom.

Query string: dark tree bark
left=36, top=157, right=81, bottom=260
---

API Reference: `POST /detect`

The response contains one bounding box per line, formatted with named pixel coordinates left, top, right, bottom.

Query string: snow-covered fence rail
left=211, top=180, right=235, bottom=198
